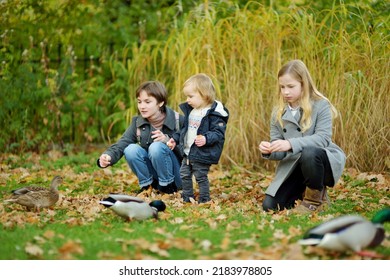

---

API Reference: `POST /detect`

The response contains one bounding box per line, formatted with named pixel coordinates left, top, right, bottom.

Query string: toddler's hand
left=194, top=135, right=206, bottom=147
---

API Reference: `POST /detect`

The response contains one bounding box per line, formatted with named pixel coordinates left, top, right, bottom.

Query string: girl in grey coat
left=259, top=60, right=346, bottom=214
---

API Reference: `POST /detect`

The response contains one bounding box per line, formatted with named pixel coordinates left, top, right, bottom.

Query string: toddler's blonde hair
left=183, top=73, right=216, bottom=105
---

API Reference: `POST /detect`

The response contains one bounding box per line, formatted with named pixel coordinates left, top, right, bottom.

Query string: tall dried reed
left=122, top=1, right=389, bottom=172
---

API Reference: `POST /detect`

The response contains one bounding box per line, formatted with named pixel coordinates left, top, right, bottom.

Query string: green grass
left=0, top=149, right=389, bottom=260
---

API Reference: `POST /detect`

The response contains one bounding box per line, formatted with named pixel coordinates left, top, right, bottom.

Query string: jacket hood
left=214, top=100, right=229, bottom=117
left=180, top=100, right=229, bottom=120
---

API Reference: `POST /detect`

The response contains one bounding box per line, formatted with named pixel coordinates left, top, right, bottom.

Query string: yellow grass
left=121, top=1, right=389, bottom=172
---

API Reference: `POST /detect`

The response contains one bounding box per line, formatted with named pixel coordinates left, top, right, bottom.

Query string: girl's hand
left=167, top=138, right=176, bottom=150
left=99, top=154, right=111, bottom=167
left=194, top=135, right=206, bottom=147
left=269, top=140, right=291, bottom=152
left=259, top=141, right=271, bottom=154
left=151, top=130, right=169, bottom=142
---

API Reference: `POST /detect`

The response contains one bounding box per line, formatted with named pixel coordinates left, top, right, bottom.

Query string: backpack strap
left=136, top=117, right=141, bottom=143
left=175, top=111, right=180, bottom=131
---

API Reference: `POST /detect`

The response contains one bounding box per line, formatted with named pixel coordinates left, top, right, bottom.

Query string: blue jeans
left=124, top=142, right=182, bottom=189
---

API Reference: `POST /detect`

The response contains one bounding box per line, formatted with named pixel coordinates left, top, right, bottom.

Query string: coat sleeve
left=263, top=111, right=288, bottom=161
left=203, top=114, right=227, bottom=145
left=288, top=100, right=332, bottom=155
left=172, top=131, right=180, bottom=143
left=100, top=117, right=138, bottom=166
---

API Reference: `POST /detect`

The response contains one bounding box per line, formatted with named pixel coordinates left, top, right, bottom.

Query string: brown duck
left=5, top=176, right=63, bottom=211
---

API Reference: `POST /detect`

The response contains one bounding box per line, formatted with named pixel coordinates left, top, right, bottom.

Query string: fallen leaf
left=25, top=243, right=44, bottom=257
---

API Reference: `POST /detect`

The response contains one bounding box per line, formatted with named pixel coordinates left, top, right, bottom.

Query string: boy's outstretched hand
left=99, top=154, right=111, bottom=167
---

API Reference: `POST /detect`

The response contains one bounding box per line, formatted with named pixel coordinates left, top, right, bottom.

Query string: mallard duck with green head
left=298, top=208, right=390, bottom=257
left=99, top=194, right=166, bottom=221
left=5, top=176, right=63, bottom=211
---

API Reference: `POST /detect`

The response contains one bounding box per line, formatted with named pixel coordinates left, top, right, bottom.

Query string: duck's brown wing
left=12, top=185, right=47, bottom=195
left=13, top=189, right=58, bottom=208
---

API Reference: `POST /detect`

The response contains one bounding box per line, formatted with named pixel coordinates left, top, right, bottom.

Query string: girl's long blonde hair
left=275, top=59, right=338, bottom=132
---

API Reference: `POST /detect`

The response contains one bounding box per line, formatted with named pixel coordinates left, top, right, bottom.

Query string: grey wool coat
left=262, top=98, right=346, bottom=197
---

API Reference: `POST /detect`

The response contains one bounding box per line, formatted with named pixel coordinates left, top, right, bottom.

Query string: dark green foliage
left=0, top=0, right=196, bottom=152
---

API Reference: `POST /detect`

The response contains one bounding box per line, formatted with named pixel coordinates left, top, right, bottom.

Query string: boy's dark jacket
left=172, top=100, right=229, bottom=165
left=97, top=106, right=184, bottom=168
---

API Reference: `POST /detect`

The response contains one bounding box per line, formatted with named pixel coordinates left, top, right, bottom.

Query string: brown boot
left=293, top=187, right=330, bottom=214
